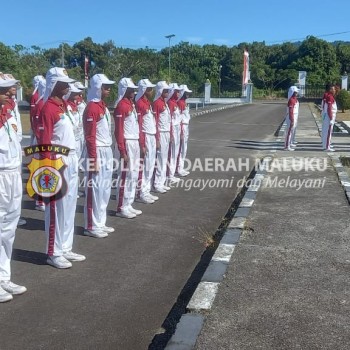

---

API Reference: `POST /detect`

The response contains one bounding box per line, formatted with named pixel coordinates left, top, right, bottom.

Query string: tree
left=336, top=89, right=350, bottom=112
left=289, top=36, right=340, bottom=84
left=0, top=43, right=19, bottom=73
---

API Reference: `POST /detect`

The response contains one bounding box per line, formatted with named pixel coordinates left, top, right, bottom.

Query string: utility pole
left=218, top=65, right=222, bottom=97
left=61, top=43, right=64, bottom=68
left=165, top=34, right=175, bottom=81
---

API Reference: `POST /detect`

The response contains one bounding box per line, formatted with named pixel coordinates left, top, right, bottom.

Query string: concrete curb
left=165, top=156, right=273, bottom=350
left=191, top=104, right=244, bottom=118
left=313, top=108, right=348, bottom=136
left=329, top=154, right=350, bottom=204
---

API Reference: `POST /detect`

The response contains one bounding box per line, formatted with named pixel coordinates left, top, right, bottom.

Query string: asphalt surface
left=194, top=104, right=350, bottom=349
left=0, top=102, right=285, bottom=350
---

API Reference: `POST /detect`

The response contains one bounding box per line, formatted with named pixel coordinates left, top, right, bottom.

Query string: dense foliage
left=336, top=89, right=350, bottom=112
left=0, top=35, right=349, bottom=103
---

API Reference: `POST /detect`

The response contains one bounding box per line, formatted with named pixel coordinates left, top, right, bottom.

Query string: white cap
left=74, top=81, right=86, bottom=90
left=46, top=67, right=75, bottom=83
left=178, top=84, right=192, bottom=100
left=92, top=74, right=115, bottom=86
left=33, top=75, right=45, bottom=85
left=138, top=78, right=156, bottom=88
left=169, top=82, right=181, bottom=90
left=166, top=82, right=181, bottom=101
left=288, top=85, right=300, bottom=100
left=154, top=81, right=171, bottom=101
left=135, top=78, right=156, bottom=102
left=180, top=84, right=192, bottom=93
left=119, top=77, right=138, bottom=89
left=32, top=75, right=45, bottom=95
left=63, top=83, right=82, bottom=100
left=36, top=79, right=47, bottom=104
left=0, top=72, right=20, bottom=88
left=115, top=78, right=138, bottom=106
left=44, top=67, right=75, bottom=102
left=87, top=73, right=115, bottom=102
left=0, top=78, right=19, bottom=88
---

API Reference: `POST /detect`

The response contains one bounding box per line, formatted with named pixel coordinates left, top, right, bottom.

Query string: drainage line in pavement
left=148, top=165, right=258, bottom=350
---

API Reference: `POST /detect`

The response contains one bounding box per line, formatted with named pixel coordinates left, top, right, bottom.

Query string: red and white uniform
left=284, top=87, right=299, bottom=149
left=30, top=78, right=46, bottom=146
left=30, top=75, right=45, bottom=131
left=31, top=97, right=44, bottom=146
left=4, top=98, right=22, bottom=142
left=322, top=93, right=337, bottom=150
left=0, top=108, right=22, bottom=282
left=76, top=95, right=87, bottom=159
left=67, top=100, right=84, bottom=159
left=136, top=95, right=157, bottom=199
left=167, top=90, right=182, bottom=180
left=114, top=98, right=140, bottom=212
left=83, top=100, right=113, bottom=231
left=177, top=98, right=190, bottom=174
left=37, top=98, right=78, bottom=257
left=30, top=90, right=39, bottom=126
left=76, top=95, right=87, bottom=117
left=153, top=96, right=171, bottom=190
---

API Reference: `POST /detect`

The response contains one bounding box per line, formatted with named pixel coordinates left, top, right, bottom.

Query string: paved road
left=0, top=102, right=284, bottom=350
left=194, top=103, right=350, bottom=350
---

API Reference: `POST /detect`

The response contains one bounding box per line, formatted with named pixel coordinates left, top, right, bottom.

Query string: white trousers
left=168, top=124, right=181, bottom=178
left=322, top=115, right=335, bottom=149
left=84, top=147, right=113, bottom=230
left=116, top=140, right=140, bottom=211
left=284, top=117, right=296, bottom=149
left=0, top=171, right=22, bottom=281
left=139, top=134, right=156, bottom=198
left=178, top=124, right=189, bottom=173
left=45, top=153, right=78, bottom=256
left=75, top=137, right=85, bottom=162
left=291, top=114, right=298, bottom=143
left=154, top=132, right=170, bottom=189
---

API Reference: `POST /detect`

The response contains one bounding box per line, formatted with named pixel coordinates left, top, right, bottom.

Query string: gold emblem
left=26, top=157, right=67, bottom=203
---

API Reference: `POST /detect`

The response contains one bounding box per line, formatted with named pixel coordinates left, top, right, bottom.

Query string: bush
left=336, top=89, right=350, bottom=112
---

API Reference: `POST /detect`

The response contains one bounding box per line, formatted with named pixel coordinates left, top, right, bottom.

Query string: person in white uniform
left=135, top=79, right=159, bottom=204
left=321, top=83, right=337, bottom=151
left=284, top=86, right=299, bottom=151
left=64, top=83, right=85, bottom=160
left=152, top=81, right=171, bottom=193
left=37, top=67, right=86, bottom=269
left=177, top=84, right=192, bottom=176
left=0, top=76, right=27, bottom=303
left=114, top=78, right=142, bottom=219
left=166, top=83, right=182, bottom=185
left=83, top=74, right=116, bottom=237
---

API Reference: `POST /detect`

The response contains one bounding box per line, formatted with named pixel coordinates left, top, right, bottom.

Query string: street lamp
left=165, top=34, right=175, bottom=81
left=218, top=65, right=222, bottom=98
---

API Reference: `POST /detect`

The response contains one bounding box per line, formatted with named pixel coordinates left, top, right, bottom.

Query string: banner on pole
left=242, top=49, right=250, bottom=97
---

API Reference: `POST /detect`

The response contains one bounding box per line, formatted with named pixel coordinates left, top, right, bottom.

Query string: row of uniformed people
left=0, top=67, right=192, bottom=302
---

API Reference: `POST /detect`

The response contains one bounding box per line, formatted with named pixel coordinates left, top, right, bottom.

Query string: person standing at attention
left=284, top=86, right=299, bottom=151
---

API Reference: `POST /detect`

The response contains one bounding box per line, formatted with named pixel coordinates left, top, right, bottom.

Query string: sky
left=2, top=0, right=350, bottom=50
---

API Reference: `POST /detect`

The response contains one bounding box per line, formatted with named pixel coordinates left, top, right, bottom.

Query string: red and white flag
left=84, top=55, right=89, bottom=88
left=242, top=49, right=250, bottom=86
